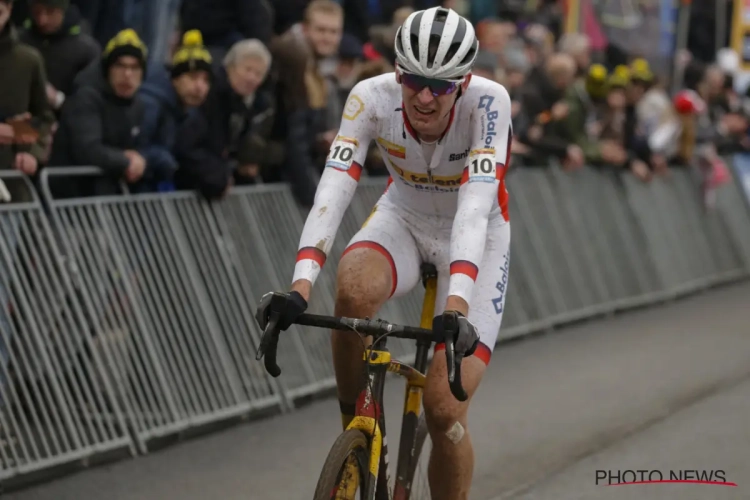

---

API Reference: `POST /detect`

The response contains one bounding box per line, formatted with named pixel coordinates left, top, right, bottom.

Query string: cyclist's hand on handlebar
left=435, top=311, right=479, bottom=356
left=255, top=291, right=308, bottom=331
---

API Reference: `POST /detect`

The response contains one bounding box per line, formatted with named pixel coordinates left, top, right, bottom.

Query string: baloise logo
left=491, top=252, right=510, bottom=314
left=478, top=95, right=499, bottom=148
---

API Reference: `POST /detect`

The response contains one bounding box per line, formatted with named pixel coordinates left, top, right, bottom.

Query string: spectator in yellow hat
left=553, top=64, right=628, bottom=167
left=138, top=29, right=213, bottom=193
left=49, top=29, right=149, bottom=196
left=602, top=65, right=653, bottom=182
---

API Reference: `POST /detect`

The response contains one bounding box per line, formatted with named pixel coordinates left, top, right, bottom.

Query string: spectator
left=0, top=0, right=54, bottom=400
left=70, top=0, right=125, bottom=48
left=515, top=53, right=581, bottom=169
left=325, top=33, right=365, bottom=134
left=128, top=0, right=181, bottom=66
left=600, top=65, right=651, bottom=181
left=628, top=58, right=673, bottom=174
left=521, top=23, right=554, bottom=69
left=49, top=28, right=149, bottom=196
left=180, top=0, right=273, bottom=57
left=503, top=40, right=530, bottom=98
left=555, top=63, right=628, bottom=167
left=20, top=0, right=100, bottom=117
left=0, top=0, right=55, bottom=199
left=138, top=29, right=212, bottom=193
left=557, top=32, right=591, bottom=78
left=334, top=33, right=364, bottom=102
left=176, top=38, right=274, bottom=197
left=269, top=0, right=344, bottom=207
left=685, top=62, right=746, bottom=155
left=473, top=50, right=500, bottom=81
left=476, top=17, right=516, bottom=63
left=368, top=6, right=413, bottom=65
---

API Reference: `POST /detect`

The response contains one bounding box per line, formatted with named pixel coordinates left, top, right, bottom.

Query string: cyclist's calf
left=423, top=354, right=486, bottom=499
left=332, top=247, right=394, bottom=421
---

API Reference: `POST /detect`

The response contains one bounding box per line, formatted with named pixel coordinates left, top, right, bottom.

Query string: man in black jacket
left=516, top=52, right=584, bottom=168
left=175, top=38, right=276, bottom=199
left=20, top=0, right=100, bottom=116
left=49, top=28, right=151, bottom=196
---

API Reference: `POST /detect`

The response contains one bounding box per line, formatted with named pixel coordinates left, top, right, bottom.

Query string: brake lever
left=450, top=352, right=468, bottom=402
left=442, top=314, right=469, bottom=402
left=255, top=311, right=282, bottom=377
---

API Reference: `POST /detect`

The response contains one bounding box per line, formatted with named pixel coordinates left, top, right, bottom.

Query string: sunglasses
left=400, top=71, right=463, bottom=97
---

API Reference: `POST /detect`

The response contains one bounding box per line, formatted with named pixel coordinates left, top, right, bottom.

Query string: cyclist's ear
left=395, top=70, right=402, bottom=85
left=461, top=73, right=472, bottom=92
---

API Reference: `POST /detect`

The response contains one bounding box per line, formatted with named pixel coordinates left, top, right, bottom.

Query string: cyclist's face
left=401, top=72, right=470, bottom=138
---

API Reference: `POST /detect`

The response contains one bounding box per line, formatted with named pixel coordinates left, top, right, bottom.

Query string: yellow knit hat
left=171, top=30, right=213, bottom=78
left=102, top=29, right=148, bottom=71
left=607, top=65, right=631, bottom=89
left=585, top=64, right=608, bottom=98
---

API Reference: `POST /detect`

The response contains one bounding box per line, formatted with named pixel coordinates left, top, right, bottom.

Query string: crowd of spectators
left=0, top=0, right=747, bottom=209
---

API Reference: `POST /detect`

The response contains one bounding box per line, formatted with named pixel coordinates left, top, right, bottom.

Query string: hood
left=24, top=5, right=85, bottom=40
left=139, top=66, right=182, bottom=114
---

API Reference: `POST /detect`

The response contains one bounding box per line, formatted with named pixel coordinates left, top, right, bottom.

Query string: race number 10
left=467, top=148, right=496, bottom=183
left=326, top=136, right=359, bottom=171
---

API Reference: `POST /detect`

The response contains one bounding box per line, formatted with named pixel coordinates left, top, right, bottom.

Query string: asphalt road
left=7, top=282, right=750, bottom=500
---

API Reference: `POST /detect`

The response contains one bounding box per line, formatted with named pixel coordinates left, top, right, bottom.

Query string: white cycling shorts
left=342, top=197, right=511, bottom=364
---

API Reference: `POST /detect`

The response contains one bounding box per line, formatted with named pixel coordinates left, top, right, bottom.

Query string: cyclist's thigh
left=342, top=203, right=421, bottom=298
left=433, top=218, right=511, bottom=364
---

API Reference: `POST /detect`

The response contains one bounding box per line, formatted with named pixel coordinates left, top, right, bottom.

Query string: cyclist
left=257, top=7, right=512, bottom=499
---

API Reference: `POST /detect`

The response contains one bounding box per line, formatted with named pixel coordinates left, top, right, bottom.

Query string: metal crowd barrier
left=0, top=161, right=749, bottom=488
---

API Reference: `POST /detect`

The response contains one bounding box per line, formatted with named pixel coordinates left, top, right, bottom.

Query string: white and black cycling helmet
left=394, top=7, right=479, bottom=80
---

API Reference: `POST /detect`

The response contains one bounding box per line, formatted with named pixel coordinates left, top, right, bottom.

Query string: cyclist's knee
left=335, top=247, right=393, bottom=314
left=423, top=391, right=466, bottom=438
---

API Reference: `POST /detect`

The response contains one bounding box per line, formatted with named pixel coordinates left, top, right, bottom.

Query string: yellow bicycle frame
left=340, top=271, right=437, bottom=500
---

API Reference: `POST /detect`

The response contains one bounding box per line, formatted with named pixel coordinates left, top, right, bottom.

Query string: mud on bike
left=255, top=263, right=470, bottom=500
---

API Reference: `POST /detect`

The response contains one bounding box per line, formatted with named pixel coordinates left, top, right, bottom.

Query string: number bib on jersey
left=326, top=136, right=359, bottom=172
left=467, top=148, right=497, bottom=183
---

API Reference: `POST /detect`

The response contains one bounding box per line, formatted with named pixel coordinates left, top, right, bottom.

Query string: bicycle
left=255, top=263, right=470, bottom=500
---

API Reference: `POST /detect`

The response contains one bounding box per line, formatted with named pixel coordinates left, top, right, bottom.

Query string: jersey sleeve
left=448, top=84, right=512, bottom=304
left=291, top=81, right=377, bottom=286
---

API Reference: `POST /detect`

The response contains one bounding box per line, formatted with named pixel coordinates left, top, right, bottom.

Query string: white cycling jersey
left=292, top=72, right=513, bottom=308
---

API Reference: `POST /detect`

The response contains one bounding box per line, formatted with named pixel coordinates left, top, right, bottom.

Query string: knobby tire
left=314, top=429, right=370, bottom=500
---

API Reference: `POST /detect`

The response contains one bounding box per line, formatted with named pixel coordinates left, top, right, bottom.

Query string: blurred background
left=2, top=0, right=750, bottom=498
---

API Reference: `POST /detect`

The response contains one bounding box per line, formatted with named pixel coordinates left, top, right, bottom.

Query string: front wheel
left=314, top=429, right=370, bottom=500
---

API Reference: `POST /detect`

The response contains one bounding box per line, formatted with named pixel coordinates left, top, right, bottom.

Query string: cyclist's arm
left=447, top=85, right=513, bottom=313
left=291, top=83, right=376, bottom=298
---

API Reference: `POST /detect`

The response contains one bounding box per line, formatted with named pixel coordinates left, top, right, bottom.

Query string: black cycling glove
left=255, top=291, right=308, bottom=331
left=434, top=310, right=479, bottom=357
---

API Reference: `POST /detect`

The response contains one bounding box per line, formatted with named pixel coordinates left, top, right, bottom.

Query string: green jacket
left=554, top=81, right=604, bottom=164
left=0, top=24, right=55, bottom=201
